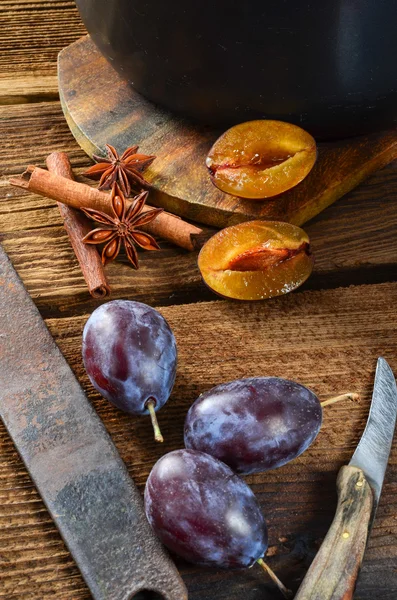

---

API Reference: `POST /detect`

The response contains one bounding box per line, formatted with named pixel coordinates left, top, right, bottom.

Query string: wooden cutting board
left=58, top=36, right=397, bottom=229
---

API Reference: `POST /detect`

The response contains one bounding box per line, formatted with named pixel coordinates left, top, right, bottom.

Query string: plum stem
left=321, top=392, right=360, bottom=408
left=257, top=558, right=292, bottom=598
left=146, top=399, right=164, bottom=443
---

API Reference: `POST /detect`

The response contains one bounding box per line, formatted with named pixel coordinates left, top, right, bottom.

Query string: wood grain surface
left=1, top=284, right=397, bottom=599
left=0, top=0, right=85, bottom=104
left=1, top=2, right=397, bottom=599
left=59, top=35, right=397, bottom=229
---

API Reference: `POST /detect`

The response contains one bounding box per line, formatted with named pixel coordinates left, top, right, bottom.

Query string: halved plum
left=198, top=220, right=314, bottom=300
left=206, top=120, right=317, bottom=199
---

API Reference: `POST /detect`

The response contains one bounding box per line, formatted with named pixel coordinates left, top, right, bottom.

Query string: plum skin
left=82, top=300, right=177, bottom=415
left=184, top=377, right=323, bottom=475
left=144, top=449, right=268, bottom=569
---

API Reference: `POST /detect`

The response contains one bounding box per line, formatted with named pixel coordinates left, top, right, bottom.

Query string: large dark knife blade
left=295, top=357, right=397, bottom=600
left=0, top=245, right=187, bottom=600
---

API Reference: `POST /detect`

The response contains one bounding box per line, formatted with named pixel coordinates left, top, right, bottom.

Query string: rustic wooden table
left=1, top=2, right=397, bottom=599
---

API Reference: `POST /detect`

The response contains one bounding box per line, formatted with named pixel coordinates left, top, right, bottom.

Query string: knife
left=294, top=357, right=397, bottom=600
left=0, top=244, right=188, bottom=599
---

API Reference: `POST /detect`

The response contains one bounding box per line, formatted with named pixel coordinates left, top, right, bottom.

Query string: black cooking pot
left=75, top=0, right=397, bottom=138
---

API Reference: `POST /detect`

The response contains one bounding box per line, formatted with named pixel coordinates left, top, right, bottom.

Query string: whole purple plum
left=184, top=377, right=322, bottom=474
left=82, top=300, right=177, bottom=441
left=144, top=449, right=268, bottom=569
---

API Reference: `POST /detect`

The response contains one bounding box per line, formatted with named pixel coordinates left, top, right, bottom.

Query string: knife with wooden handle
left=295, top=357, right=397, bottom=600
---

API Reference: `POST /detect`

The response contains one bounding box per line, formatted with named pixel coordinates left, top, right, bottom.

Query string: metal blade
left=0, top=245, right=187, bottom=600
left=350, top=357, right=397, bottom=506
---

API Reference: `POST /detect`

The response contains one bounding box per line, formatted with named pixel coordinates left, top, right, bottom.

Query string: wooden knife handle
left=294, top=465, right=373, bottom=600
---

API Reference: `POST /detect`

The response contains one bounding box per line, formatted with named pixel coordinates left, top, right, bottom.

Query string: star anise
left=82, top=182, right=163, bottom=269
left=83, top=144, right=156, bottom=197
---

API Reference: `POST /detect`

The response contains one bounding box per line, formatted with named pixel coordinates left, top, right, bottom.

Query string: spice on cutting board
left=82, top=182, right=163, bottom=268
left=83, top=143, right=156, bottom=197
left=10, top=166, right=204, bottom=252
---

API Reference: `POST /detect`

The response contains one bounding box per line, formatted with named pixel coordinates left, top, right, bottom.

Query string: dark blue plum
left=144, top=449, right=268, bottom=569
left=82, top=300, right=177, bottom=440
left=184, top=377, right=322, bottom=474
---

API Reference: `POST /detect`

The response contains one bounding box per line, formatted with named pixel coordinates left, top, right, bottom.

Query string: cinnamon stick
left=11, top=166, right=204, bottom=252
left=46, top=152, right=110, bottom=299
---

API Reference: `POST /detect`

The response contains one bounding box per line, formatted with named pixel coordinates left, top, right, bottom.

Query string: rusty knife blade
left=0, top=245, right=187, bottom=600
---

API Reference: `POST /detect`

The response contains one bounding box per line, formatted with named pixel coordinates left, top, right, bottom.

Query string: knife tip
left=376, top=357, right=396, bottom=383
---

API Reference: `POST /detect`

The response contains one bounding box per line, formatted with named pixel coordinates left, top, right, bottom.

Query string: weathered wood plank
left=0, top=1, right=85, bottom=103
left=0, top=283, right=396, bottom=598
left=0, top=75, right=59, bottom=105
